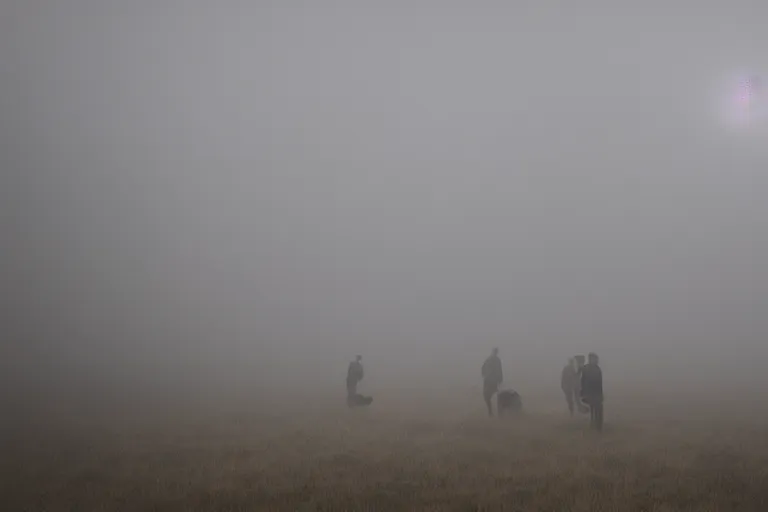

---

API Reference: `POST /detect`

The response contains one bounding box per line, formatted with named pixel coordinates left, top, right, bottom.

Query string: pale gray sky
left=2, top=2, right=766, bottom=403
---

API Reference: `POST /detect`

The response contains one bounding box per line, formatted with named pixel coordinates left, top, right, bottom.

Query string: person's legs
left=483, top=381, right=495, bottom=416
left=594, top=400, right=604, bottom=431
left=346, top=380, right=357, bottom=406
left=585, top=397, right=595, bottom=427
left=564, top=389, right=574, bottom=416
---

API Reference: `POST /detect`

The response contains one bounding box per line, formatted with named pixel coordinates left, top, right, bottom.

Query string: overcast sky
left=2, top=2, right=766, bottom=402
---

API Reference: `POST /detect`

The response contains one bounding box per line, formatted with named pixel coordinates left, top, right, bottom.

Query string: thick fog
left=2, top=2, right=767, bottom=411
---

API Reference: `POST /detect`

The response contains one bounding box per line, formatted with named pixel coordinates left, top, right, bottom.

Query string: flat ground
left=3, top=391, right=768, bottom=511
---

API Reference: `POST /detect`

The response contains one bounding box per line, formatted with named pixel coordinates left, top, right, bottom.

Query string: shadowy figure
left=481, top=347, right=503, bottom=417
left=346, top=355, right=363, bottom=398
left=580, top=352, right=604, bottom=431
left=561, top=358, right=578, bottom=416
left=573, top=355, right=589, bottom=414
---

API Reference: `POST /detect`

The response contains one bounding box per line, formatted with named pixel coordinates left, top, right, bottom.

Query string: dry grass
left=3, top=392, right=768, bottom=511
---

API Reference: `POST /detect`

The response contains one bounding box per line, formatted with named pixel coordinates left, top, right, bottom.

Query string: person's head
left=355, top=355, right=362, bottom=362
left=492, top=347, right=499, bottom=357
left=567, top=357, right=575, bottom=366
left=588, top=352, right=598, bottom=364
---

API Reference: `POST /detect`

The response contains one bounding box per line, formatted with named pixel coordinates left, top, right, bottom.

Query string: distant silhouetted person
left=346, top=355, right=364, bottom=398
left=561, top=358, right=578, bottom=416
left=580, top=352, right=604, bottom=431
left=573, top=354, right=589, bottom=414
left=481, top=348, right=503, bottom=416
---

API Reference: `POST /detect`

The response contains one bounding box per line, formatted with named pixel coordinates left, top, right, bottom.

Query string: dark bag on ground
left=497, top=389, right=522, bottom=416
left=347, top=393, right=373, bottom=408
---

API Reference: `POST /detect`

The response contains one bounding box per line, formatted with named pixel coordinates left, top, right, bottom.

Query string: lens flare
left=723, top=73, right=766, bottom=131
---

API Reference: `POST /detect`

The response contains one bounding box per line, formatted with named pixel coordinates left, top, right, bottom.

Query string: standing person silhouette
left=346, top=355, right=364, bottom=398
left=580, top=352, right=604, bottom=431
left=561, top=358, right=578, bottom=416
left=481, top=348, right=503, bottom=417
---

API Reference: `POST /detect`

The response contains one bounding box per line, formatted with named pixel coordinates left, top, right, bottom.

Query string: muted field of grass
left=3, top=392, right=768, bottom=511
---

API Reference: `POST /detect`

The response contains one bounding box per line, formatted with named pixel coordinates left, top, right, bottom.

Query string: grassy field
left=3, top=391, right=768, bottom=511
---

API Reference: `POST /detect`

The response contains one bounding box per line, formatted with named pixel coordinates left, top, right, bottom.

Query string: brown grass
left=3, top=392, right=768, bottom=511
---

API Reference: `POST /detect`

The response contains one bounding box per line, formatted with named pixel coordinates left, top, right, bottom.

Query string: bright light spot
left=721, top=72, right=767, bottom=132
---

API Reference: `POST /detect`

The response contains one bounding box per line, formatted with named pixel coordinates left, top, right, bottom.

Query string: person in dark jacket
left=481, top=348, right=503, bottom=416
left=580, top=352, right=604, bottom=431
left=573, top=354, right=589, bottom=413
left=346, top=355, right=364, bottom=397
left=561, top=358, right=578, bottom=416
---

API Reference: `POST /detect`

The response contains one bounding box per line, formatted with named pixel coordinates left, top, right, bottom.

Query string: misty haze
left=1, top=2, right=767, bottom=510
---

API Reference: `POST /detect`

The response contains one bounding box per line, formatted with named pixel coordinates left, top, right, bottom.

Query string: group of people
left=346, top=348, right=604, bottom=431
left=481, top=348, right=604, bottom=430
left=560, top=353, right=604, bottom=431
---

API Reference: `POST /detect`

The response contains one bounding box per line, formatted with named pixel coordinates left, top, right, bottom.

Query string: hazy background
left=1, top=2, right=766, bottom=414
